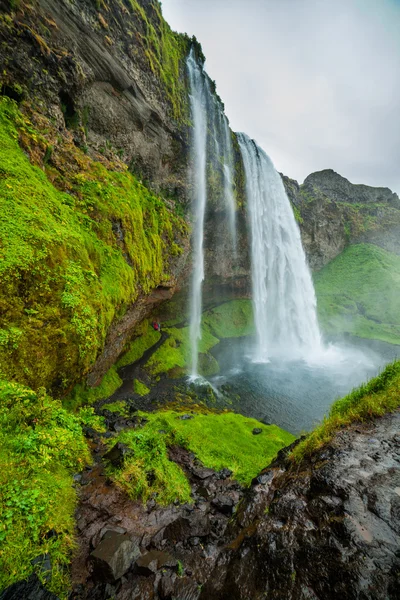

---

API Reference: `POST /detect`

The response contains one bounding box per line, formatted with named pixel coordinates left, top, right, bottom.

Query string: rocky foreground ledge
left=5, top=410, right=398, bottom=600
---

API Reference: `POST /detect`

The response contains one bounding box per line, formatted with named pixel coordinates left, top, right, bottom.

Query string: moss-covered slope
left=0, top=380, right=104, bottom=596
left=106, top=409, right=295, bottom=504
left=314, top=243, right=400, bottom=344
left=0, top=97, right=187, bottom=394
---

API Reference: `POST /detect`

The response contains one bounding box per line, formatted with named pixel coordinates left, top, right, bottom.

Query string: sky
left=162, top=0, right=400, bottom=193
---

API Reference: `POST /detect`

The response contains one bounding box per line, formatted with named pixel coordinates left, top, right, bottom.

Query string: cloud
left=162, top=0, right=400, bottom=193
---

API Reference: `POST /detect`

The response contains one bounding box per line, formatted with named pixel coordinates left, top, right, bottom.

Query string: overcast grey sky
left=162, top=0, right=400, bottom=193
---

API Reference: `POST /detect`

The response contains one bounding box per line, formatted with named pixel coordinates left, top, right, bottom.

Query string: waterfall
left=237, top=133, right=322, bottom=362
left=187, top=49, right=238, bottom=377
left=187, top=49, right=208, bottom=377
left=222, top=115, right=237, bottom=252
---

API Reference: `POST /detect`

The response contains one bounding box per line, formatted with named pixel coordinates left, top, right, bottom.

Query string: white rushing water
left=237, top=133, right=322, bottom=362
left=187, top=49, right=208, bottom=377
left=222, top=115, right=237, bottom=252
left=187, top=50, right=238, bottom=377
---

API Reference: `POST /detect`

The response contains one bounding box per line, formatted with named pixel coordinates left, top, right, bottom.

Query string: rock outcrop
left=284, top=170, right=400, bottom=270
left=66, top=410, right=400, bottom=600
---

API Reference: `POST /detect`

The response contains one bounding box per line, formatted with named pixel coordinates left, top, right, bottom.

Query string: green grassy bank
left=314, top=244, right=400, bottom=345
left=106, top=409, right=295, bottom=505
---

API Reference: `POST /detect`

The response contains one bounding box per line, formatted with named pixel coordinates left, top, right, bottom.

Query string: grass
left=291, top=360, right=400, bottom=462
left=0, top=380, right=103, bottom=597
left=106, top=409, right=295, bottom=504
left=0, top=97, right=187, bottom=394
left=314, top=244, right=400, bottom=345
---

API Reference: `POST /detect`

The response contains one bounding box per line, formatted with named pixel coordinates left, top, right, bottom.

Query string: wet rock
left=82, top=426, right=99, bottom=440
left=211, top=494, right=236, bottom=515
left=195, top=486, right=210, bottom=500
left=136, top=550, right=177, bottom=576
left=178, top=414, right=194, bottom=420
left=252, top=428, right=262, bottom=435
left=192, top=467, right=215, bottom=480
left=158, top=572, right=177, bottom=599
left=217, top=468, right=232, bottom=480
left=103, top=442, right=133, bottom=468
left=44, top=529, right=58, bottom=540
left=201, top=411, right=400, bottom=600
left=31, top=554, right=52, bottom=583
left=91, top=532, right=140, bottom=582
left=163, top=517, right=191, bottom=542
left=172, top=577, right=201, bottom=600
left=92, top=526, right=127, bottom=549
left=0, top=573, right=59, bottom=600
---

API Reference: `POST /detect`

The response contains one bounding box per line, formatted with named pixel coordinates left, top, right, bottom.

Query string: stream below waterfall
left=208, top=336, right=400, bottom=435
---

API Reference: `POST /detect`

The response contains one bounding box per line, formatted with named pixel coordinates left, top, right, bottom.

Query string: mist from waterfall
left=237, top=133, right=322, bottom=362
left=187, top=49, right=238, bottom=377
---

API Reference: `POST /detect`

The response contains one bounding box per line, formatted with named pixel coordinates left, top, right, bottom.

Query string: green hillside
left=314, top=244, right=400, bottom=345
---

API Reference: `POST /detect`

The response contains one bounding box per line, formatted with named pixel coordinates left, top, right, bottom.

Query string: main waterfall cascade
left=237, top=133, right=323, bottom=362
left=187, top=49, right=238, bottom=377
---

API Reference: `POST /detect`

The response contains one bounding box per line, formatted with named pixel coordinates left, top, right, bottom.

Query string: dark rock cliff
left=0, top=0, right=191, bottom=199
left=10, top=409, right=395, bottom=600
left=200, top=409, right=400, bottom=599
left=284, top=170, right=400, bottom=270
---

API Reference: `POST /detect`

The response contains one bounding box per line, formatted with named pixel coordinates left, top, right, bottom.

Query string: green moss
left=291, top=204, right=303, bottom=224
left=314, top=244, right=400, bottom=344
left=116, top=321, right=161, bottom=368
left=134, top=379, right=150, bottom=396
left=145, top=325, right=220, bottom=376
left=126, top=0, right=191, bottom=120
left=106, top=409, right=295, bottom=504
left=102, top=400, right=130, bottom=416
left=63, top=365, right=122, bottom=412
left=0, top=97, right=187, bottom=394
left=291, top=360, right=400, bottom=462
left=0, top=380, right=91, bottom=597
left=202, top=300, right=254, bottom=339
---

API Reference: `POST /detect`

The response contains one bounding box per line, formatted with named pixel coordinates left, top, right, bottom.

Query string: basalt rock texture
left=284, top=170, right=400, bottom=270
left=200, top=409, right=400, bottom=600
left=69, top=411, right=399, bottom=600
left=0, top=0, right=191, bottom=199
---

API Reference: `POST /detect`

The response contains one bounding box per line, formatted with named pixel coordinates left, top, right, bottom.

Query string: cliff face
left=199, top=410, right=400, bottom=600
left=0, top=0, right=196, bottom=393
left=284, top=169, right=400, bottom=270
left=1, top=0, right=191, bottom=199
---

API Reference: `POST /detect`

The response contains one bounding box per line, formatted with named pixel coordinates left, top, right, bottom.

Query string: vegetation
left=106, top=409, right=295, bottom=504
left=0, top=97, right=187, bottom=394
left=63, top=366, right=122, bottom=412
left=123, top=0, right=191, bottom=120
left=314, top=244, right=400, bottom=344
left=145, top=300, right=254, bottom=377
left=292, top=360, right=400, bottom=462
left=0, top=381, right=103, bottom=597
left=116, top=321, right=161, bottom=368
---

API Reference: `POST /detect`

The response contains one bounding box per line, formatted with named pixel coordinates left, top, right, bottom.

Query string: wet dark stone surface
left=0, top=574, right=59, bottom=600
left=66, top=410, right=400, bottom=599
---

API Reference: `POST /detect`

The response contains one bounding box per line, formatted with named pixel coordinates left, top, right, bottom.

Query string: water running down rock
left=187, top=49, right=238, bottom=377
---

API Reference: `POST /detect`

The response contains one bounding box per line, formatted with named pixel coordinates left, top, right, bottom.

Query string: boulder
left=91, top=532, right=140, bottom=582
